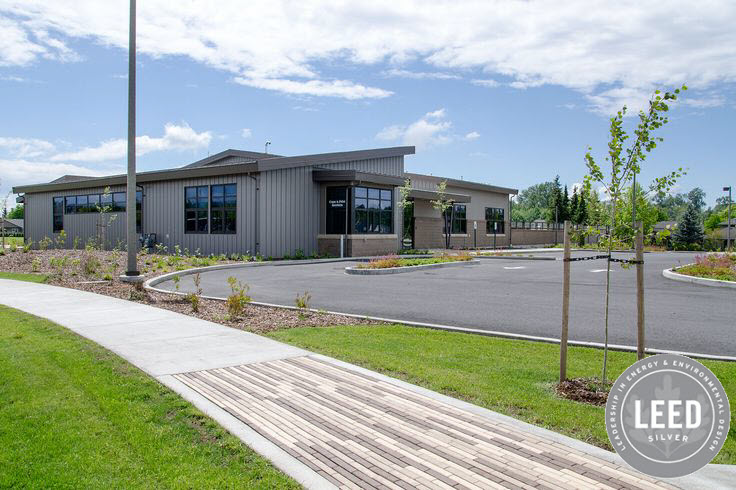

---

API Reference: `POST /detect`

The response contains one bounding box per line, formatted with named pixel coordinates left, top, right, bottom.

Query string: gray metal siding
left=22, top=154, right=404, bottom=257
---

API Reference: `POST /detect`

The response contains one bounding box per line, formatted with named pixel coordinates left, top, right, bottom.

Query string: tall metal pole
left=632, top=173, right=637, bottom=232
left=125, top=0, right=138, bottom=276
left=726, top=186, right=732, bottom=251
left=635, top=221, right=645, bottom=360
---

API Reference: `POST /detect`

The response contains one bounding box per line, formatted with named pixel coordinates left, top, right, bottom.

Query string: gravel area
left=0, top=248, right=384, bottom=333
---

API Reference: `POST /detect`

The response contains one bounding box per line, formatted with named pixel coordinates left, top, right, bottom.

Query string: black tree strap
left=562, top=254, right=643, bottom=264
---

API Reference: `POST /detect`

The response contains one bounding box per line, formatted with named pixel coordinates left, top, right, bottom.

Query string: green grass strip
left=0, top=305, right=297, bottom=488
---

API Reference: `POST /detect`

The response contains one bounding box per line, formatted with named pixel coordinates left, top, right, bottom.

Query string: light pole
left=725, top=186, right=732, bottom=251
left=123, top=0, right=139, bottom=280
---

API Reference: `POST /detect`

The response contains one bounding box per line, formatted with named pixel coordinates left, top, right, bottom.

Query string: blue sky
left=1, top=1, right=735, bottom=211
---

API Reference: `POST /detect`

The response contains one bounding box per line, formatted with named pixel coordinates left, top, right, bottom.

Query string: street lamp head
left=724, top=186, right=731, bottom=192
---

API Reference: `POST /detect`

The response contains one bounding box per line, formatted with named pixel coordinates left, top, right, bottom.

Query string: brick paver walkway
left=175, top=356, right=674, bottom=490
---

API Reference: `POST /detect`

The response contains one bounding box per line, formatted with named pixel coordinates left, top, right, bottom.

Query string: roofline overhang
left=408, top=189, right=471, bottom=203
left=13, top=146, right=416, bottom=194
left=13, top=161, right=258, bottom=194
left=405, top=172, right=518, bottom=195
left=312, top=169, right=406, bottom=187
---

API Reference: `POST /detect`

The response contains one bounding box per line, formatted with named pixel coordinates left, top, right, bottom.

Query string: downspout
left=247, top=173, right=260, bottom=255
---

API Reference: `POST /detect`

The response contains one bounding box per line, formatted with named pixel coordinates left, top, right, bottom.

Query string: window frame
left=444, top=204, right=467, bottom=234
left=485, top=207, right=505, bottom=234
left=210, top=183, right=237, bottom=234
left=352, top=186, right=393, bottom=235
left=184, top=185, right=210, bottom=234
left=53, top=197, right=64, bottom=232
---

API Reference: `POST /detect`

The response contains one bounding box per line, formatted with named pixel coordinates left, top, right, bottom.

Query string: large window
left=486, top=207, right=505, bottom=234
left=53, top=197, right=64, bottom=232
left=444, top=204, right=467, bottom=234
left=185, top=186, right=209, bottom=233
left=353, top=186, right=392, bottom=234
left=326, top=187, right=347, bottom=234
left=211, top=184, right=237, bottom=234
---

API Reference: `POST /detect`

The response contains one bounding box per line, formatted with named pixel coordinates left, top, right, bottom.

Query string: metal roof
left=13, top=146, right=416, bottom=194
left=405, top=172, right=518, bottom=195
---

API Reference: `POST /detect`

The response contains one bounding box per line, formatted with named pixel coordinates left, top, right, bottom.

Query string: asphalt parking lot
left=158, top=251, right=735, bottom=357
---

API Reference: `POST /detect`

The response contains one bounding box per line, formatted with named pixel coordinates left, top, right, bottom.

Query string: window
left=486, top=207, right=505, bottom=234
left=444, top=204, right=467, bottom=234
left=88, top=194, right=100, bottom=211
left=185, top=186, right=209, bottom=233
left=53, top=197, right=64, bottom=232
left=136, top=191, right=142, bottom=233
left=326, top=187, right=347, bottom=234
left=112, top=192, right=126, bottom=212
left=76, top=194, right=89, bottom=213
left=211, top=184, right=236, bottom=234
left=353, top=186, right=392, bottom=234
left=65, top=196, right=76, bottom=214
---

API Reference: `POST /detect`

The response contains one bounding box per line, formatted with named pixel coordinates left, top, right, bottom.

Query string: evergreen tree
left=570, top=190, right=579, bottom=224
left=547, top=175, right=563, bottom=222
left=561, top=185, right=570, bottom=222
left=673, top=200, right=704, bottom=247
left=576, top=191, right=588, bottom=225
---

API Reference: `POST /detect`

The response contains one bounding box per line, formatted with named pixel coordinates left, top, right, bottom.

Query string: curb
left=663, top=265, right=736, bottom=289
left=344, top=259, right=479, bottom=275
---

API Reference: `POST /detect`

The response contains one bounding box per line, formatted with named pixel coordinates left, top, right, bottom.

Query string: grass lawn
left=0, top=271, right=49, bottom=283
left=1, top=236, right=24, bottom=247
left=0, top=305, right=297, bottom=488
left=268, top=324, right=736, bottom=465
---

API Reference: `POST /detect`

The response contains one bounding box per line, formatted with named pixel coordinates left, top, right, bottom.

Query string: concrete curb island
left=663, top=265, right=736, bottom=289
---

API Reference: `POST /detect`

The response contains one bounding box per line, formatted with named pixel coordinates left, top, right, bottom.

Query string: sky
left=1, top=0, right=735, bottom=212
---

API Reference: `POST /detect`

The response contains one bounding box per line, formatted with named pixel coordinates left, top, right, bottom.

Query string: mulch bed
left=555, top=378, right=612, bottom=406
left=0, top=249, right=385, bottom=333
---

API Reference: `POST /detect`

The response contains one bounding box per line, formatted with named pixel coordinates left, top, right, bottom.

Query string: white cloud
left=51, top=123, right=212, bottom=162
left=464, top=131, right=480, bottom=140
left=382, top=68, right=460, bottom=80
left=471, top=79, right=500, bottom=88
left=2, top=1, right=736, bottom=111
left=0, top=137, right=55, bottom=158
left=376, top=108, right=453, bottom=150
left=232, top=77, right=392, bottom=99
left=684, top=95, right=726, bottom=108
left=241, top=128, right=252, bottom=138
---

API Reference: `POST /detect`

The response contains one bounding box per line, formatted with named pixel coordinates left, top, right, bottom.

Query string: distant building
left=0, top=218, right=23, bottom=235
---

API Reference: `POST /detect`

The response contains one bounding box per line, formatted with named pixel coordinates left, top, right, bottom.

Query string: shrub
left=54, top=230, right=67, bottom=249
left=187, top=293, right=200, bottom=312
left=31, top=258, right=41, bottom=272
left=82, top=254, right=102, bottom=276
left=225, top=276, right=251, bottom=319
left=9, top=243, right=17, bottom=253
left=39, top=236, right=52, bottom=251
left=293, top=249, right=306, bottom=260
left=398, top=249, right=430, bottom=255
left=677, top=253, right=736, bottom=282
left=295, top=291, right=312, bottom=309
left=22, top=241, right=32, bottom=253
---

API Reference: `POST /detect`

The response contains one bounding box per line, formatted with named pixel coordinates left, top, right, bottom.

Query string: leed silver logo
left=606, top=354, right=730, bottom=478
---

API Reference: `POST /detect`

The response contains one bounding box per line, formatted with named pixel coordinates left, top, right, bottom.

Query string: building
left=13, top=146, right=517, bottom=257
left=0, top=218, right=23, bottom=236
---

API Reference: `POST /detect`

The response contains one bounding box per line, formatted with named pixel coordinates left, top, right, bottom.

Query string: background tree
left=569, top=189, right=579, bottom=224
left=574, top=190, right=588, bottom=225
left=7, top=204, right=23, bottom=219
left=512, top=179, right=558, bottom=222
left=583, top=85, right=687, bottom=382
left=673, top=200, right=705, bottom=248
left=397, top=178, right=414, bottom=241
left=561, top=185, right=570, bottom=222
left=548, top=176, right=564, bottom=222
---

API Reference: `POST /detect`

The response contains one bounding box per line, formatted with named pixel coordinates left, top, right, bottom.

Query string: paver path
left=0, top=279, right=732, bottom=489
left=176, top=356, right=672, bottom=490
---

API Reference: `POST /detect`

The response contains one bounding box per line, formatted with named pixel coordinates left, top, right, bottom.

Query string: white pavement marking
left=503, top=266, right=526, bottom=270
left=589, top=269, right=612, bottom=273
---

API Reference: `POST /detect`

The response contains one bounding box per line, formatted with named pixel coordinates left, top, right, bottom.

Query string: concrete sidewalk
left=1, top=279, right=733, bottom=490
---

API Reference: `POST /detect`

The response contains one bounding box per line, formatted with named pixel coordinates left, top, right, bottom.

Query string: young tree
left=584, top=85, right=687, bottom=382
left=673, top=200, right=705, bottom=247
left=431, top=179, right=453, bottom=249
left=397, top=178, right=414, bottom=242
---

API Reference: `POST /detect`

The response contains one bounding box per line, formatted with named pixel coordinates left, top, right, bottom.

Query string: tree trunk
left=602, top=195, right=616, bottom=383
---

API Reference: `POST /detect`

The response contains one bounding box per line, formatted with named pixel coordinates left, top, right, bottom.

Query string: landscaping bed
left=357, top=253, right=472, bottom=269
left=267, top=324, right=736, bottom=464
left=675, top=253, right=736, bottom=282
left=0, top=305, right=297, bottom=488
left=0, top=248, right=385, bottom=333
